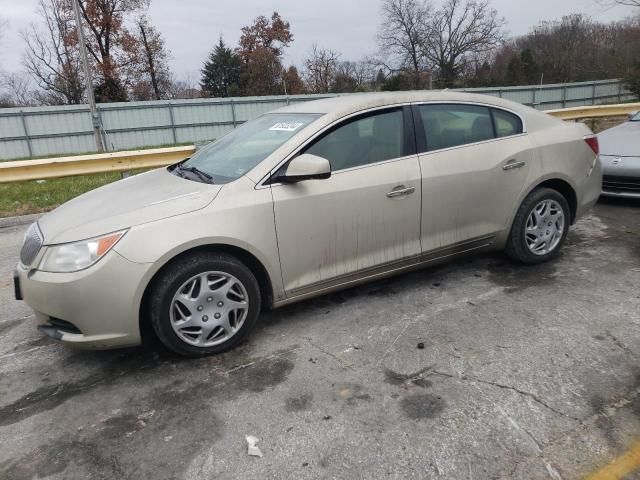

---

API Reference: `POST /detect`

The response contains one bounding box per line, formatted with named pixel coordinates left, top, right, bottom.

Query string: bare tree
left=333, top=61, right=377, bottom=91
left=0, top=72, right=37, bottom=107
left=21, top=0, right=170, bottom=104
left=166, top=71, right=201, bottom=99
left=304, top=44, right=341, bottom=93
left=75, top=0, right=149, bottom=101
left=424, top=0, right=505, bottom=87
left=597, top=0, right=640, bottom=6
left=22, top=0, right=84, bottom=105
left=377, top=0, right=431, bottom=88
left=130, top=15, right=171, bottom=100
left=519, top=14, right=594, bottom=83
left=351, top=61, right=378, bottom=88
left=0, top=16, right=6, bottom=45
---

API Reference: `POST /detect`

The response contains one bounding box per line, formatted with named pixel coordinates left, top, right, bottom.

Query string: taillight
left=584, top=136, right=599, bottom=155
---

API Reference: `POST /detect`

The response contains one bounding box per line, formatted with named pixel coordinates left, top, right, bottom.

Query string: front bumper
left=601, top=175, right=640, bottom=198
left=16, top=250, right=152, bottom=349
left=601, top=155, right=640, bottom=198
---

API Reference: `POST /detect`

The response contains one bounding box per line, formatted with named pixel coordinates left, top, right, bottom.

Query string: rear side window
left=492, top=109, right=523, bottom=137
left=304, top=108, right=405, bottom=171
left=419, top=104, right=495, bottom=151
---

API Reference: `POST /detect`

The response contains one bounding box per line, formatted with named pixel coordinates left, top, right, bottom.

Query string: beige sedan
left=15, top=92, right=602, bottom=356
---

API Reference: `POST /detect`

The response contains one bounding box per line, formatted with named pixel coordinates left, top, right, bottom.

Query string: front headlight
left=38, top=230, right=127, bottom=273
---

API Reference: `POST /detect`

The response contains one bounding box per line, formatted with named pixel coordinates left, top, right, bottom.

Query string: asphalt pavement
left=0, top=198, right=638, bottom=479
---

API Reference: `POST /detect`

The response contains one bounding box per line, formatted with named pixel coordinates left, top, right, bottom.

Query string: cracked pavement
left=0, top=198, right=639, bottom=479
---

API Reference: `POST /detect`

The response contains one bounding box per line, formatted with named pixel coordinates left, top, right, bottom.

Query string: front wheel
left=149, top=252, right=261, bottom=357
left=505, top=187, right=570, bottom=264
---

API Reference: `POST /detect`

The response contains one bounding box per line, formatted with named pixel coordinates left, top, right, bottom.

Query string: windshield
left=631, top=112, right=640, bottom=122
left=181, top=113, right=321, bottom=183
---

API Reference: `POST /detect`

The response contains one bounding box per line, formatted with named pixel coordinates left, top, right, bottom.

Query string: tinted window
left=304, top=109, right=405, bottom=171
left=419, top=104, right=495, bottom=151
left=492, top=109, right=523, bottom=137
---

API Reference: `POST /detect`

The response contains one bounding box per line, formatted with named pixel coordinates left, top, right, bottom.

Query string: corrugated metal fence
left=0, top=79, right=635, bottom=160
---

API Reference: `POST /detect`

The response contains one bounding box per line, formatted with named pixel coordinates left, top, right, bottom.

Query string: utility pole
left=72, top=0, right=104, bottom=152
left=282, top=67, right=288, bottom=96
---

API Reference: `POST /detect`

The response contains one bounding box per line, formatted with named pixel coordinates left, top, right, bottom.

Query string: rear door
left=414, top=103, right=533, bottom=253
left=271, top=106, right=423, bottom=297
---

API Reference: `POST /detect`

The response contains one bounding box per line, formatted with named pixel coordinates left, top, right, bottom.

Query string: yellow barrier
left=0, top=145, right=195, bottom=184
left=0, top=102, right=639, bottom=184
left=546, top=102, right=640, bottom=120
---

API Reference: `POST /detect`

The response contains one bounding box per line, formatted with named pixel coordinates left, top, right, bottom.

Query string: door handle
left=503, top=159, right=526, bottom=171
left=386, top=186, right=416, bottom=198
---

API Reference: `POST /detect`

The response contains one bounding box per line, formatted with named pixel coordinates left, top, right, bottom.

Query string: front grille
left=20, top=222, right=44, bottom=267
left=602, top=175, right=640, bottom=194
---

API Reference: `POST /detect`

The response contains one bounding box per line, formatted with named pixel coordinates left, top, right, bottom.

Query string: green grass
left=1, top=166, right=155, bottom=218
left=0, top=172, right=128, bottom=217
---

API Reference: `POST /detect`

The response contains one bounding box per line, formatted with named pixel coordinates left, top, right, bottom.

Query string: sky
left=0, top=0, right=637, bottom=81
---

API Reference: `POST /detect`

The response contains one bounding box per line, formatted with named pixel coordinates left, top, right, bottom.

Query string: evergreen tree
left=283, top=66, right=305, bottom=94
left=200, top=38, right=243, bottom=97
left=94, top=78, right=128, bottom=103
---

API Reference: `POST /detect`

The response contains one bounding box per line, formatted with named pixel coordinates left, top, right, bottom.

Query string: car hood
left=598, top=121, right=640, bottom=157
left=39, top=168, right=222, bottom=244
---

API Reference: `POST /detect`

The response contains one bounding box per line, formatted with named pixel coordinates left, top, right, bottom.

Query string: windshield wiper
left=176, top=163, right=215, bottom=184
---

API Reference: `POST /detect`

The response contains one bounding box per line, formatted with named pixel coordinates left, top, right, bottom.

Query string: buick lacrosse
left=15, top=92, right=602, bottom=356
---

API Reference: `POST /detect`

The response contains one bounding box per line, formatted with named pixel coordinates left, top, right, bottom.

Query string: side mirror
left=277, top=153, right=331, bottom=183
left=628, top=111, right=639, bottom=121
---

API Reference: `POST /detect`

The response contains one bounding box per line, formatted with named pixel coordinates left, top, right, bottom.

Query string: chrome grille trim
left=20, top=222, right=44, bottom=267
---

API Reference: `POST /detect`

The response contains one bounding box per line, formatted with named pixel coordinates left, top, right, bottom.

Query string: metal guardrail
left=0, top=103, right=638, bottom=184
left=545, top=102, right=640, bottom=120
left=0, top=146, right=195, bottom=183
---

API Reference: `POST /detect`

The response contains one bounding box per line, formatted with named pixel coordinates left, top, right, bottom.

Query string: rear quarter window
left=492, top=109, right=523, bottom=137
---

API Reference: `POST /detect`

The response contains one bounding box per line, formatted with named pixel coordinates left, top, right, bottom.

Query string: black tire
left=505, top=187, right=570, bottom=264
left=148, top=251, right=261, bottom=357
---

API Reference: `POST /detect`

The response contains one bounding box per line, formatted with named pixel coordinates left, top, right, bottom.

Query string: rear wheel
left=149, top=252, right=261, bottom=357
left=505, top=187, right=570, bottom=264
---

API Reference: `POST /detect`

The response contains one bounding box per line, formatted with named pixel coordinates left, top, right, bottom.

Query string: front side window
left=419, top=104, right=495, bottom=151
left=304, top=108, right=406, bottom=171
left=182, top=113, right=321, bottom=183
left=492, top=109, right=523, bottom=137
left=631, top=111, right=640, bottom=122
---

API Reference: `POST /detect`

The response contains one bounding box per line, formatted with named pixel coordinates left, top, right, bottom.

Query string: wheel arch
left=138, top=243, right=275, bottom=345
left=512, top=175, right=578, bottom=227
left=532, top=178, right=578, bottom=224
left=499, top=175, right=579, bottom=250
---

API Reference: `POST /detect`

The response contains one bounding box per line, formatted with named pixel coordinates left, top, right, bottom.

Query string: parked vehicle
left=14, top=92, right=602, bottom=357
left=599, top=111, right=640, bottom=198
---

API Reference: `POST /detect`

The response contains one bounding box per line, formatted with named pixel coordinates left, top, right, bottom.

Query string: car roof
left=274, top=91, right=533, bottom=117
left=244, top=90, right=559, bottom=184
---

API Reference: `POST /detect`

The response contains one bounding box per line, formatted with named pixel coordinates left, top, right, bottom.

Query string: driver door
left=271, top=107, right=423, bottom=298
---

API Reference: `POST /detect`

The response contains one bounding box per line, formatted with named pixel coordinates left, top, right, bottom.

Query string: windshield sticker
left=269, top=122, right=304, bottom=132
